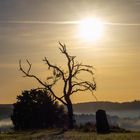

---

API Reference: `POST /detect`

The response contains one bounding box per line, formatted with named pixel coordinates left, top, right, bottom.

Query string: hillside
left=0, top=104, right=13, bottom=119
left=73, top=100, right=140, bottom=113
left=0, top=101, right=139, bottom=117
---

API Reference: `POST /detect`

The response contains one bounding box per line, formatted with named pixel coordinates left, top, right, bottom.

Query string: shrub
left=76, top=122, right=96, bottom=132
left=11, top=89, right=67, bottom=130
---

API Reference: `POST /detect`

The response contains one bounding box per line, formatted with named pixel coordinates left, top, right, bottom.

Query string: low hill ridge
left=0, top=101, right=139, bottom=116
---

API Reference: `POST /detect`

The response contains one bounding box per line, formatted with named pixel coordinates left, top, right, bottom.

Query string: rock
left=96, top=109, right=110, bottom=134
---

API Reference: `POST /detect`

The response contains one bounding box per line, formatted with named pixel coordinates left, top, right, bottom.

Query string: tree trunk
left=65, top=97, right=74, bottom=129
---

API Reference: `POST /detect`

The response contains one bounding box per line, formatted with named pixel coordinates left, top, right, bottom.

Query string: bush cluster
left=11, top=89, right=67, bottom=130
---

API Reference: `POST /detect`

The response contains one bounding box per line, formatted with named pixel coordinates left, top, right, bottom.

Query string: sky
left=0, top=0, right=140, bottom=104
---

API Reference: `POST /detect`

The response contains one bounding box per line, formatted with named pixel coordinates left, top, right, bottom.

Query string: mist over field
left=0, top=110, right=139, bottom=132
left=0, top=101, right=139, bottom=131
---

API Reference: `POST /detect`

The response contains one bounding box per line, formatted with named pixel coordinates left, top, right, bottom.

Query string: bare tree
left=19, top=42, right=96, bottom=129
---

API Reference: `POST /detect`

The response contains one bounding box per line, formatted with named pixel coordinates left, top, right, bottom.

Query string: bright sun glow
left=78, top=18, right=105, bottom=42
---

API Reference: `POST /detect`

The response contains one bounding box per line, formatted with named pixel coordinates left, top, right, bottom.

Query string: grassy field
left=0, top=129, right=140, bottom=140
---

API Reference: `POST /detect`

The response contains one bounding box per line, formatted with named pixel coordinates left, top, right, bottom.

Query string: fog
left=0, top=110, right=140, bottom=132
left=0, top=118, right=13, bottom=132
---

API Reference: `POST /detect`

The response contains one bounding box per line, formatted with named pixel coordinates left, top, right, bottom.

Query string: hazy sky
left=0, top=0, right=140, bottom=103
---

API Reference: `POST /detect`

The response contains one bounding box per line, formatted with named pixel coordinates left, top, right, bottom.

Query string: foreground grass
left=0, top=129, right=140, bottom=140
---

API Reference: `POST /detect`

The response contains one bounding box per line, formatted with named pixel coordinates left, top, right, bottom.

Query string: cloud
left=0, top=20, right=140, bottom=26
left=0, top=20, right=79, bottom=25
left=105, top=22, right=140, bottom=26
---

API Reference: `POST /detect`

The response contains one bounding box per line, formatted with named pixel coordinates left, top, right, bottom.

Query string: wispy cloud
left=105, top=22, right=140, bottom=26
left=0, top=20, right=140, bottom=26
left=0, top=20, right=79, bottom=25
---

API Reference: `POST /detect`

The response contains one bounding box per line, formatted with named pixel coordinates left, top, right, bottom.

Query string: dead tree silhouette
left=19, top=42, right=96, bottom=129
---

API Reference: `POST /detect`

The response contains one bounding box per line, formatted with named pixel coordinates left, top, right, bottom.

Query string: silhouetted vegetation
left=76, top=122, right=96, bottom=132
left=11, top=89, right=67, bottom=130
left=19, top=42, right=96, bottom=129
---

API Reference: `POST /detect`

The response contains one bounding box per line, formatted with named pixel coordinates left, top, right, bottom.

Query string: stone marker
left=96, top=109, right=110, bottom=134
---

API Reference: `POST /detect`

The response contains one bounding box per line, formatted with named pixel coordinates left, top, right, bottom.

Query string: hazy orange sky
left=0, top=0, right=140, bottom=103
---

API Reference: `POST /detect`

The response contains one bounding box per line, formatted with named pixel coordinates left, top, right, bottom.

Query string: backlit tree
left=19, top=42, right=96, bottom=129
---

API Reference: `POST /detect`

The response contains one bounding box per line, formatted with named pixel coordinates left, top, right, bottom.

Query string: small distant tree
left=11, top=89, right=67, bottom=130
left=19, top=42, right=96, bottom=129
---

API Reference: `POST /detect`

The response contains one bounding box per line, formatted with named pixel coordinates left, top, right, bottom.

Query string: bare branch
left=48, top=88, right=67, bottom=105
left=71, top=80, right=96, bottom=99
left=72, top=63, right=94, bottom=79
left=59, top=42, right=66, bottom=53
left=43, top=57, right=66, bottom=81
left=19, top=60, right=49, bottom=87
left=19, top=42, right=96, bottom=114
left=19, top=59, right=67, bottom=105
left=26, top=60, right=32, bottom=74
left=80, top=64, right=94, bottom=69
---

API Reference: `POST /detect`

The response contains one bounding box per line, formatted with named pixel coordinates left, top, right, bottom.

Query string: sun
left=78, top=18, right=105, bottom=42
